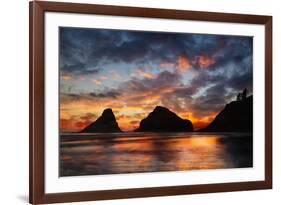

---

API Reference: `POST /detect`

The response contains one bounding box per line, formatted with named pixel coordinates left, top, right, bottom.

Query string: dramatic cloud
left=176, top=55, right=192, bottom=73
left=59, top=27, right=253, bottom=132
left=89, top=91, right=120, bottom=98
left=196, top=55, right=216, bottom=68
left=60, top=28, right=251, bottom=75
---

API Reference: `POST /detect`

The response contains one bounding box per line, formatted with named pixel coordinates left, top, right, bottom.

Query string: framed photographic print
left=29, top=1, right=272, bottom=204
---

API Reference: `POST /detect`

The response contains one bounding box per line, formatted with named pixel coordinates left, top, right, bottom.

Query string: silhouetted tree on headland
left=242, top=88, right=248, bottom=100
left=236, top=88, right=248, bottom=101
left=236, top=93, right=242, bottom=101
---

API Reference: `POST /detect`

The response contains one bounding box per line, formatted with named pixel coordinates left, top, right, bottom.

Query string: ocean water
left=60, top=132, right=253, bottom=177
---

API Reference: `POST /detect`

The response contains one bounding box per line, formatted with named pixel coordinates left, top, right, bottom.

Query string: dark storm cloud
left=185, top=66, right=252, bottom=116
left=205, top=83, right=227, bottom=97
left=191, top=84, right=229, bottom=113
left=173, top=87, right=198, bottom=98
left=189, top=45, right=253, bottom=95
left=191, top=70, right=225, bottom=88
left=61, top=90, right=120, bottom=101
left=189, top=96, right=226, bottom=116
left=61, top=93, right=81, bottom=101
left=59, top=28, right=253, bottom=118
left=227, top=70, right=253, bottom=91
left=209, top=36, right=253, bottom=70
left=60, top=27, right=253, bottom=75
left=144, top=71, right=181, bottom=88
left=89, top=91, right=120, bottom=98
left=60, top=63, right=100, bottom=75
left=119, top=71, right=181, bottom=93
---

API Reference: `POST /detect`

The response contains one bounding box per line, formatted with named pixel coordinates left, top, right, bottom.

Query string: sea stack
left=201, top=96, right=253, bottom=132
left=81, top=108, right=122, bottom=133
left=135, top=106, right=193, bottom=132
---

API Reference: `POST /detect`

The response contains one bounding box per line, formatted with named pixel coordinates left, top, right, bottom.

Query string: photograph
left=59, top=27, right=253, bottom=177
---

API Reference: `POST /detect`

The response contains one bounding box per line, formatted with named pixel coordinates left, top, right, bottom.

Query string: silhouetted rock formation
left=201, top=96, right=253, bottom=132
left=81, top=108, right=122, bottom=133
left=135, top=106, right=193, bottom=132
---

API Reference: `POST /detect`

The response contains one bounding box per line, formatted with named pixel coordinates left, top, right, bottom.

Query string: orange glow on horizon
left=60, top=103, right=218, bottom=132
left=177, top=111, right=217, bottom=131
left=59, top=83, right=219, bottom=133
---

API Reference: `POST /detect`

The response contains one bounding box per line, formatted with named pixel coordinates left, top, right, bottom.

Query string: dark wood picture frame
left=29, top=1, right=272, bottom=204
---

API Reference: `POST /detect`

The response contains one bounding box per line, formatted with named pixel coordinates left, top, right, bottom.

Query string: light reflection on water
left=60, top=132, right=253, bottom=176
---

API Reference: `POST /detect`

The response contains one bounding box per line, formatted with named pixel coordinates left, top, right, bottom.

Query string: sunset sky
left=59, top=27, right=253, bottom=132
